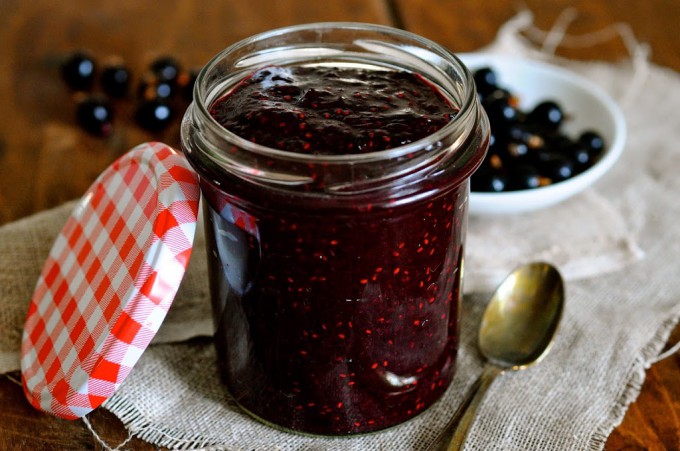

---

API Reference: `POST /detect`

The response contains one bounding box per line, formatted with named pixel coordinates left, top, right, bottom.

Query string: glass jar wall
left=181, top=22, right=489, bottom=435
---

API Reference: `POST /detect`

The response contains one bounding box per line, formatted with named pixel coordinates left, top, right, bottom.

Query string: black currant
left=526, top=100, right=564, bottom=132
left=471, top=167, right=509, bottom=192
left=506, top=141, right=529, bottom=158
left=139, top=75, right=174, bottom=100
left=562, top=141, right=594, bottom=173
left=76, top=95, right=113, bottom=136
left=509, top=164, right=541, bottom=190
left=538, top=152, right=575, bottom=182
left=62, top=51, right=97, bottom=91
left=579, top=130, right=606, bottom=156
left=484, top=96, right=520, bottom=127
left=473, top=67, right=498, bottom=96
left=135, top=99, right=173, bottom=132
left=487, top=131, right=499, bottom=151
left=101, top=64, right=130, bottom=98
left=507, top=124, right=544, bottom=149
left=545, top=133, right=574, bottom=151
left=150, top=56, right=181, bottom=85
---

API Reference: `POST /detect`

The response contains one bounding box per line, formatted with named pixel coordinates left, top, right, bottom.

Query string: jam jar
left=180, top=22, right=489, bottom=435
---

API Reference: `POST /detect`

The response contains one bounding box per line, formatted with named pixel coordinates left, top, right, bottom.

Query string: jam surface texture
left=203, top=65, right=465, bottom=435
left=209, top=66, right=455, bottom=155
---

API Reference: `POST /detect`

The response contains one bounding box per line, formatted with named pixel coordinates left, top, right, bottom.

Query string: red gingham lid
left=20, top=142, right=200, bottom=419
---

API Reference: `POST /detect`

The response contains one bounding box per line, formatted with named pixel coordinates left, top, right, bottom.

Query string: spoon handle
left=431, top=364, right=503, bottom=451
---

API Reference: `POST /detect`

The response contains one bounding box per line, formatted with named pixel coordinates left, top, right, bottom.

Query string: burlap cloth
left=1, top=11, right=679, bottom=450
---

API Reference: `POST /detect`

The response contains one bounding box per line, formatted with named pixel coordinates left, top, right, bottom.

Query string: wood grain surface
left=0, top=1, right=678, bottom=449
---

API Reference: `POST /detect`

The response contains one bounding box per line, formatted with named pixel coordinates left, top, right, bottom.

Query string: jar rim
left=191, top=21, right=479, bottom=164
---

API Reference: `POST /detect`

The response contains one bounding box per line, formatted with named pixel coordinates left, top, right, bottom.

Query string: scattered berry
left=100, top=63, right=130, bottom=98
left=135, top=99, right=173, bottom=131
left=62, top=51, right=97, bottom=91
left=138, top=74, right=174, bottom=100
left=76, top=95, right=113, bottom=136
left=150, top=56, right=181, bottom=85
left=59, top=51, right=200, bottom=136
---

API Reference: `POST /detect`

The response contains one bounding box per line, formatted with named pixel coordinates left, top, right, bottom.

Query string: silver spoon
left=430, top=262, right=564, bottom=451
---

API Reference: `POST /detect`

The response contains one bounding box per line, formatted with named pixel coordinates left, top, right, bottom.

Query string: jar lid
left=20, top=142, right=200, bottom=419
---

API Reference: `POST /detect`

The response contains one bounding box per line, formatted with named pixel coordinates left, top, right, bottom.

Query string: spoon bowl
left=480, top=262, right=564, bottom=369
left=430, top=262, right=564, bottom=451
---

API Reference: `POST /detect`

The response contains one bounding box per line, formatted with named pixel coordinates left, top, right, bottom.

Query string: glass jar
left=181, top=22, right=488, bottom=436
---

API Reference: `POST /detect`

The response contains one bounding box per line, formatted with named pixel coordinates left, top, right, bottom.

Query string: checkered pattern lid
left=20, top=142, right=200, bottom=419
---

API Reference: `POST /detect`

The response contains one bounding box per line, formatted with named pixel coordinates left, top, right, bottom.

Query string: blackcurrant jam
left=209, top=66, right=455, bottom=155
left=181, top=23, right=489, bottom=435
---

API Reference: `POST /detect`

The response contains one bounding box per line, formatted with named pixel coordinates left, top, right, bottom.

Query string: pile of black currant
left=60, top=50, right=198, bottom=136
left=470, top=66, right=606, bottom=192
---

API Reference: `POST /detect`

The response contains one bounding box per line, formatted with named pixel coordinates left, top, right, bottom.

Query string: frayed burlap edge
left=102, top=395, right=231, bottom=451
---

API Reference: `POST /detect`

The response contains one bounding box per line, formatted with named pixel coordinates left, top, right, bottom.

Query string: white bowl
left=459, top=53, right=627, bottom=215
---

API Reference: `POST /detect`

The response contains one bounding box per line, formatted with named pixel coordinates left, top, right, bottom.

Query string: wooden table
left=1, top=1, right=678, bottom=449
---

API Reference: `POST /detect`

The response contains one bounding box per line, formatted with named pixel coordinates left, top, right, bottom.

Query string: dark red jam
left=209, top=66, right=454, bottom=154
left=200, top=65, right=467, bottom=435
